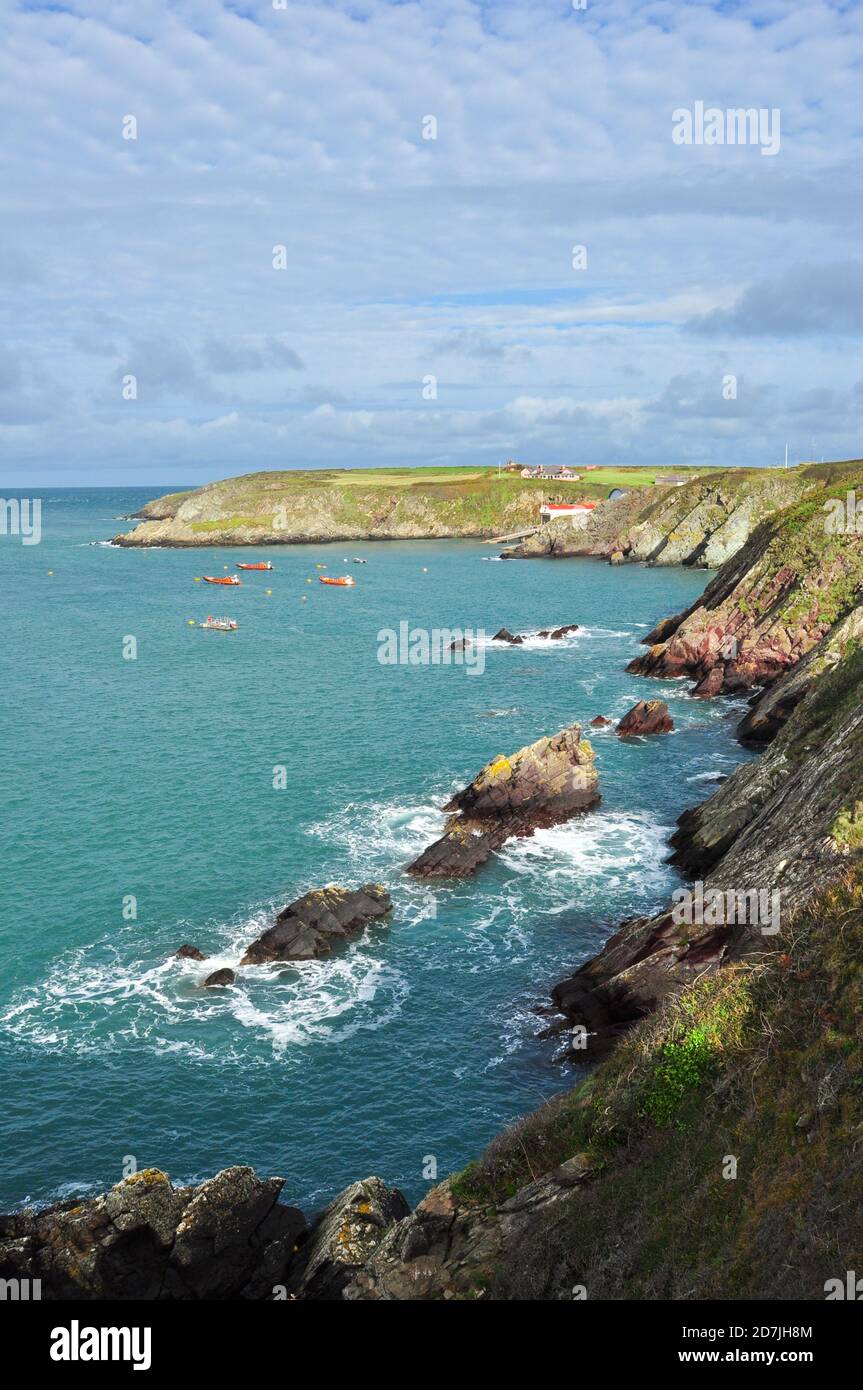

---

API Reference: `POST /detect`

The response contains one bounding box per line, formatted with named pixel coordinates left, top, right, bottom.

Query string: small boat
left=236, top=562, right=273, bottom=571
left=319, top=575, right=355, bottom=587
left=353, top=558, right=367, bottom=564
left=197, top=616, right=238, bottom=631
left=203, top=574, right=241, bottom=586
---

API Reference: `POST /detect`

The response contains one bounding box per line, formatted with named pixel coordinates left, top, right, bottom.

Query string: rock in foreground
left=288, top=1177, right=410, bottom=1300
left=241, top=884, right=392, bottom=965
left=616, top=700, right=673, bottom=736
left=0, top=1167, right=305, bottom=1300
left=406, top=725, right=599, bottom=878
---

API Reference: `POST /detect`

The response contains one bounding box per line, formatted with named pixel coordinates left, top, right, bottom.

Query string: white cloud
left=1, top=0, right=861, bottom=482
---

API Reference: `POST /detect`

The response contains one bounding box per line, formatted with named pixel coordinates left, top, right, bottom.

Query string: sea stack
left=616, top=700, right=674, bottom=736
left=406, top=724, right=600, bottom=878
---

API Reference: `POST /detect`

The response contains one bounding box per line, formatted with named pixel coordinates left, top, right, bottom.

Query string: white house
left=539, top=501, right=597, bottom=525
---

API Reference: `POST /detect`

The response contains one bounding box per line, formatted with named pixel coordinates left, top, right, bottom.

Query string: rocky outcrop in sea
left=406, top=725, right=600, bottom=877
left=240, top=884, right=392, bottom=964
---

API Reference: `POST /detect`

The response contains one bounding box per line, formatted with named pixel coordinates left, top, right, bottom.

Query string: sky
left=1, top=0, right=861, bottom=486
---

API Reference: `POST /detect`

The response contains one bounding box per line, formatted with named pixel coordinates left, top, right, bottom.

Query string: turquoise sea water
left=0, top=489, right=755, bottom=1212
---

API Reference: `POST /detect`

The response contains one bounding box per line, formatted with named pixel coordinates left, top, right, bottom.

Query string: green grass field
left=234, top=464, right=701, bottom=494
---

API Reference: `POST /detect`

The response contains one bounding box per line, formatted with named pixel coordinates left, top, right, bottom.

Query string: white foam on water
left=0, top=787, right=682, bottom=1074
left=0, top=897, right=409, bottom=1064
left=477, top=625, right=630, bottom=654
left=498, top=809, right=673, bottom=902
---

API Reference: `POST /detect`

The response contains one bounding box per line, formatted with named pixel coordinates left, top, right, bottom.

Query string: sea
left=0, top=487, right=755, bottom=1212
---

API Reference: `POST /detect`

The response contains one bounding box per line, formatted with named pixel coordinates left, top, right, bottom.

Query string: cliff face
left=629, top=490, right=863, bottom=702
left=504, top=469, right=809, bottom=566
left=353, top=471, right=863, bottom=1301
left=116, top=469, right=553, bottom=546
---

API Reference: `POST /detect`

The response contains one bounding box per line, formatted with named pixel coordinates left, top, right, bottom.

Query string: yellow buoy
left=266, top=588, right=272, bottom=595
left=187, top=619, right=195, bottom=625
left=194, top=576, right=201, bottom=582
left=47, top=570, right=54, bottom=576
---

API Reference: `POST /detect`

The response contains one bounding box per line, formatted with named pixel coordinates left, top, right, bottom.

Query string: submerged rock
left=406, top=725, right=600, bottom=878
left=616, top=700, right=674, bottom=736
left=0, top=1166, right=306, bottom=1300
left=240, top=884, right=392, bottom=965
left=590, top=714, right=612, bottom=727
left=492, top=623, right=578, bottom=644
left=288, top=1177, right=410, bottom=1300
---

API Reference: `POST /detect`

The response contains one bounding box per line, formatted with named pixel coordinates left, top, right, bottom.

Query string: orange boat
left=236, top=562, right=273, bottom=571
left=203, top=574, right=241, bottom=586
left=319, top=575, right=355, bottom=588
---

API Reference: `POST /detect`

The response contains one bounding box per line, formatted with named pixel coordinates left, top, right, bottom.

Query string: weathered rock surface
left=626, top=506, right=863, bottom=704
left=552, top=626, right=863, bottom=1058
left=590, top=714, right=612, bottom=727
left=0, top=1167, right=305, bottom=1300
left=616, top=700, right=673, bottom=736
left=203, top=968, right=235, bottom=987
left=344, top=1158, right=595, bottom=1301
left=504, top=470, right=807, bottom=567
left=492, top=623, right=578, bottom=644
left=288, top=1178, right=410, bottom=1300
left=241, top=884, right=391, bottom=965
left=736, top=601, right=863, bottom=745
left=114, top=470, right=547, bottom=546
left=406, top=725, right=599, bottom=877
left=174, top=943, right=207, bottom=961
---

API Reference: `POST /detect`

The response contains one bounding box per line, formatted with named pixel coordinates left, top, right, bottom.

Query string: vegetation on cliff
left=446, top=869, right=863, bottom=1300
left=117, top=465, right=700, bottom=546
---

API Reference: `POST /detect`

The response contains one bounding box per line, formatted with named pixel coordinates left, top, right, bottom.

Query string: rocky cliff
left=115, top=468, right=562, bottom=546
left=502, top=463, right=863, bottom=568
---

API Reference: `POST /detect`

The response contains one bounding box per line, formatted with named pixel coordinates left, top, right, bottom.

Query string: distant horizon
left=1, top=455, right=849, bottom=494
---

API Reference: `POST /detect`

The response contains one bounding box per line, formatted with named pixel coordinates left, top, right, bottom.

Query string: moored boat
left=319, top=575, right=356, bottom=587
left=236, top=562, right=273, bottom=571
left=203, top=574, right=241, bottom=585
left=197, top=616, right=238, bottom=631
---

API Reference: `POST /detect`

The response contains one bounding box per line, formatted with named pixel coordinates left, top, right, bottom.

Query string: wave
left=0, top=918, right=410, bottom=1064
